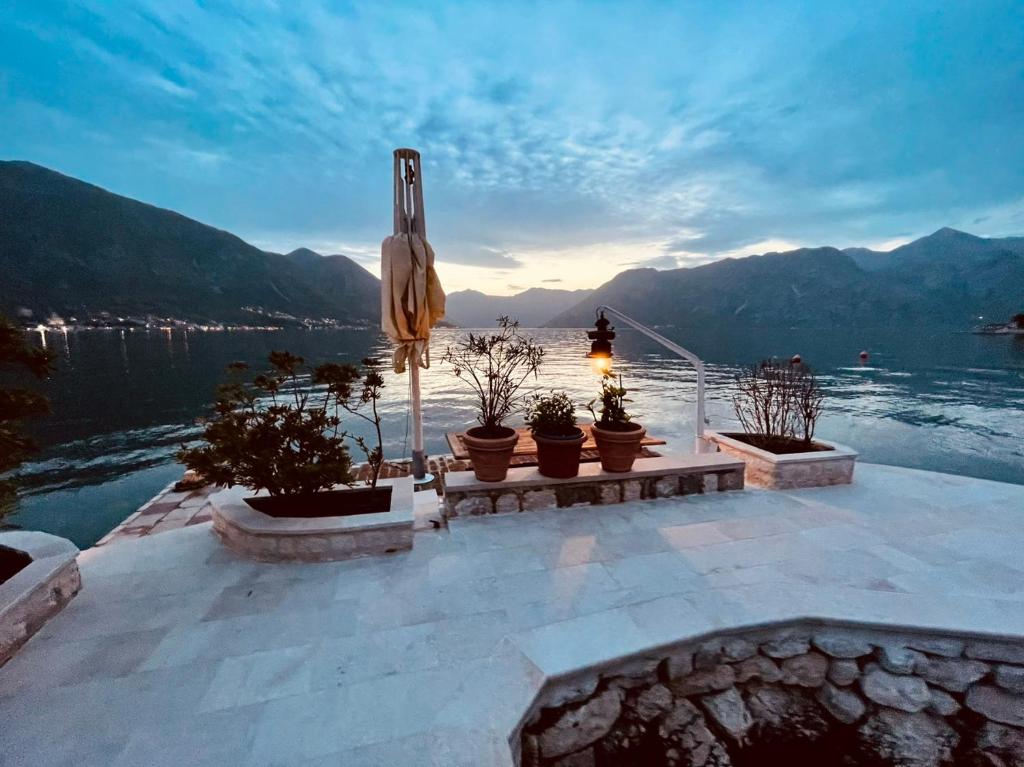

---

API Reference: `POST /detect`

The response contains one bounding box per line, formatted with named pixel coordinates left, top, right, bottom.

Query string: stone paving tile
left=112, top=704, right=263, bottom=767
left=3, top=464, right=1024, bottom=767
left=659, top=520, right=732, bottom=549
left=601, top=550, right=702, bottom=590
left=200, top=644, right=319, bottom=712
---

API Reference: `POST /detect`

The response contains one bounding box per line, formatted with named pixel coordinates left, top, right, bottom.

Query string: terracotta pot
left=591, top=422, right=646, bottom=472
left=463, top=426, right=519, bottom=481
left=534, top=428, right=586, bottom=479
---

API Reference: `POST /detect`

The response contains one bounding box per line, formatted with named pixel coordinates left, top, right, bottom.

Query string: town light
left=586, top=311, right=615, bottom=375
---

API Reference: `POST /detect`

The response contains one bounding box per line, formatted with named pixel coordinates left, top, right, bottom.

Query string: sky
left=2, top=1, right=1023, bottom=295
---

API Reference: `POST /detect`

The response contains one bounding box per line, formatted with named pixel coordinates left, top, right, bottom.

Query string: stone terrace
left=1, top=463, right=1023, bottom=766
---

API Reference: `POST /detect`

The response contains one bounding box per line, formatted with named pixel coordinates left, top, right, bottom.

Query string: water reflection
left=6, top=324, right=1023, bottom=545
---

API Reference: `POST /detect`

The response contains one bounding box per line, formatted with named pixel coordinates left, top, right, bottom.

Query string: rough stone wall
left=520, top=625, right=1024, bottom=767
left=0, top=559, right=81, bottom=667
left=445, top=469, right=743, bottom=518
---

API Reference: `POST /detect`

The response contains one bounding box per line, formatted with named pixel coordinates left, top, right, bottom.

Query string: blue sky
left=3, top=1, right=1023, bottom=294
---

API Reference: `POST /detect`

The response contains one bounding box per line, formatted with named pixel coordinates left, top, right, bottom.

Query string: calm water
left=5, top=325, right=1024, bottom=547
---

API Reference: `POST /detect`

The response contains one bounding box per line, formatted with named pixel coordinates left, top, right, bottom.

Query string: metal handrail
left=595, top=304, right=709, bottom=452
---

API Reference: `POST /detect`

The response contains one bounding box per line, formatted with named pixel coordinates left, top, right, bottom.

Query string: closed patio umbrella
left=381, top=148, right=445, bottom=480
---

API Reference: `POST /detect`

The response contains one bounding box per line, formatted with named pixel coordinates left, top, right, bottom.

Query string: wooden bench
left=445, top=425, right=667, bottom=466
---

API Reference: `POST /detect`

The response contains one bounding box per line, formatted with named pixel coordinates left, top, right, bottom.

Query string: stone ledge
left=210, top=477, right=415, bottom=562
left=443, top=455, right=745, bottom=518
left=0, top=531, right=81, bottom=667
left=518, top=621, right=1024, bottom=766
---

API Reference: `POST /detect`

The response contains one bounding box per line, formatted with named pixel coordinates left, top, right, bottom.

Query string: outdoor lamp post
left=585, top=311, right=615, bottom=375
left=584, top=305, right=710, bottom=452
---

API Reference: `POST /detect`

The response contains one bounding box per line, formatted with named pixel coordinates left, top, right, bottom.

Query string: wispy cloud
left=2, top=0, right=1022, bottom=293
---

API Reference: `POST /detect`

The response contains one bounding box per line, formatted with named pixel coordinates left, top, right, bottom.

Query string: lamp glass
left=589, top=354, right=613, bottom=375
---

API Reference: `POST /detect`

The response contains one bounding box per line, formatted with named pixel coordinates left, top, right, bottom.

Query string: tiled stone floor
left=2, top=463, right=1023, bottom=766
left=97, top=450, right=663, bottom=545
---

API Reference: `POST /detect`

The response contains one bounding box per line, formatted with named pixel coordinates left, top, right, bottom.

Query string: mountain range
left=547, top=228, right=1024, bottom=328
left=2, top=160, right=1022, bottom=329
left=445, top=287, right=593, bottom=327
left=0, top=161, right=379, bottom=325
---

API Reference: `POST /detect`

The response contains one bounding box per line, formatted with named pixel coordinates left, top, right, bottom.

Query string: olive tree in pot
left=587, top=374, right=646, bottom=472
left=178, top=352, right=388, bottom=517
left=525, top=391, right=585, bottom=479
left=442, top=317, right=544, bottom=482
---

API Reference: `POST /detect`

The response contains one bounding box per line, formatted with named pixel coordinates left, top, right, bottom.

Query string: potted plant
left=178, top=351, right=389, bottom=517
left=525, top=391, right=585, bottom=478
left=704, top=359, right=857, bottom=488
left=587, top=374, right=646, bottom=472
left=441, top=317, right=544, bottom=481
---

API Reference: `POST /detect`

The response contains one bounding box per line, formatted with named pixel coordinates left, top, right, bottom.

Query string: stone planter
left=533, top=428, right=586, bottom=479
left=591, top=422, right=646, bottom=472
left=0, top=531, right=81, bottom=667
left=211, top=476, right=415, bottom=562
left=704, top=430, right=857, bottom=489
left=463, top=426, right=519, bottom=482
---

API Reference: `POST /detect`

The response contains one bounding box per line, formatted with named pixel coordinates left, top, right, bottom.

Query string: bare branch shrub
left=732, top=360, right=824, bottom=447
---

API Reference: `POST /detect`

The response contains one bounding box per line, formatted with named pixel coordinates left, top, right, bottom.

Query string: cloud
left=619, top=254, right=681, bottom=270
left=541, top=278, right=562, bottom=283
left=436, top=245, right=523, bottom=269
left=2, top=1, right=1022, bottom=292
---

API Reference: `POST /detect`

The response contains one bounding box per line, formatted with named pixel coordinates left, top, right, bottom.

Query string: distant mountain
left=548, top=229, right=1024, bottom=328
left=445, top=287, right=594, bottom=327
left=0, top=161, right=380, bottom=324
left=4, top=161, right=1022, bottom=331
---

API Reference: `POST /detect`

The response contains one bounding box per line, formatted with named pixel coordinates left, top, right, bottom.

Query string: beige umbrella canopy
left=381, top=148, right=445, bottom=479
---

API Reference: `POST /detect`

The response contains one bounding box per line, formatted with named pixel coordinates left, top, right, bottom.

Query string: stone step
left=443, top=454, right=744, bottom=518
left=413, top=489, right=444, bottom=531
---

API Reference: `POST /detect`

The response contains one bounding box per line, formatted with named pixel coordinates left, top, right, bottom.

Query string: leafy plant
left=732, top=359, right=824, bottom=446
left=586, top=374, right=637, bottom=431
left=441, top=316, right=544, bottom=436
left=178, top=351, right=386, bottom=496
left=525, top=391, right=578, bottom=437
left=0, top=317, right=54, bottom=517
left=319, top=357, right=386, bottom=489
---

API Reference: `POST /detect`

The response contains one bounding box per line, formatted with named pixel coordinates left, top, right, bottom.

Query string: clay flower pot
left=591, top=422, right=646, bottom=472
left=534, top=427, right=586, bottom=479
left=463, top=426, right=519, bottom=482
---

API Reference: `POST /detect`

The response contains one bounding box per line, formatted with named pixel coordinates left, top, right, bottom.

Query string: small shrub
left=0, top=316, right=54, bottom=517
left=587, top=374, right=638, bottom=431
left=441, top=316, right=544, bottom=435
left=732, top=359, right=824, bottom=447
left=178, top=351, right=386, bottom=495
left=525, top=391, right=578, bottom=437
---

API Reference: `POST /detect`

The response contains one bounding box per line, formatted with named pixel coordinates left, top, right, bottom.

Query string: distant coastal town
left=13, top=306, right=375, bottom=333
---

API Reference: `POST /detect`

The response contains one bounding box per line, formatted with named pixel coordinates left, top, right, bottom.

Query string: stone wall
left=519, top=624, right=1024, bottom=766
left=445, top=469, right=743, bottom=519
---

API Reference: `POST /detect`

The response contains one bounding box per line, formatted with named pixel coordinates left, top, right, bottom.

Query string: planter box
left=703, top=430, right=857, bottom=489
left=210, top=477, right=414, bottom=562
left=0, top=531, right=81, bottom=667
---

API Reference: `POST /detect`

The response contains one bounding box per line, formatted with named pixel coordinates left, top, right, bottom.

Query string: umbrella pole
left=410, top=360, right=427, bottom=480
